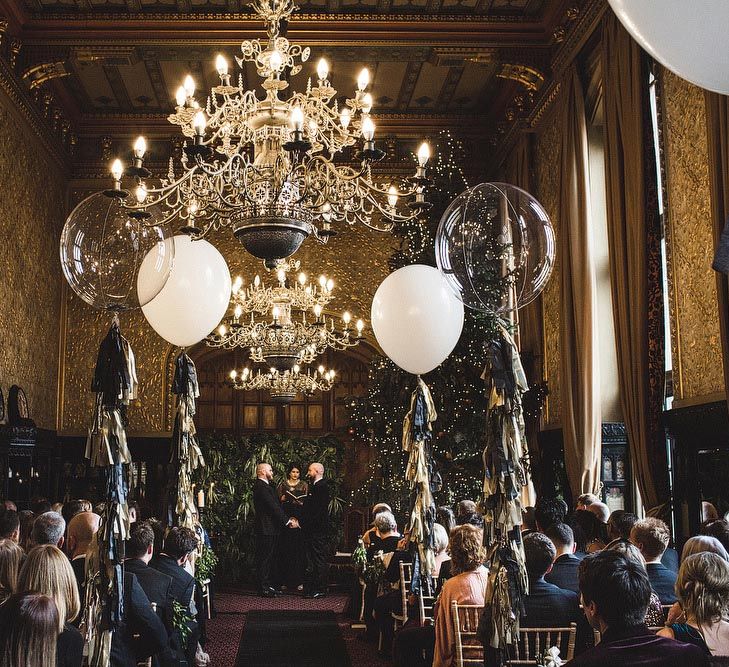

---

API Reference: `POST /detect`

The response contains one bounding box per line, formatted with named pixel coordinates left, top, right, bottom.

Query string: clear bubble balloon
left=60, top=193, right=174, bottom=312
left=435, top=182, right=555, bottom=314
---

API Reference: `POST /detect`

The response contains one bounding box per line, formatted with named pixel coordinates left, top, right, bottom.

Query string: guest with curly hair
left=432, top=524, right=487, bottom=667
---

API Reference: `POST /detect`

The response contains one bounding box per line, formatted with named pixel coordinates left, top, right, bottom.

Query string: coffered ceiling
left=0, top=0, right=602, bottom=175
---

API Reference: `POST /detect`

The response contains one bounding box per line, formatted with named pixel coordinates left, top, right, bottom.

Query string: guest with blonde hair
left=433, top=524, right=488, bottom=667
left=0, top=592, right=59, bottom=667
left=17, top=544, right=83, bottom=667
left=0, top=538, right=24, bottom=605
left=658, top=552, right=729, bottom=655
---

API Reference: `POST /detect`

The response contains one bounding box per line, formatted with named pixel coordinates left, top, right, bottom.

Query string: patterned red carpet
left=205, top=588, right=391, bottom=666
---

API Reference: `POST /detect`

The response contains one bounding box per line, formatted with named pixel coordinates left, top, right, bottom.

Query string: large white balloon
left=608, top=0, right=729, bottom=94
left=141, top=235, right=231, bottom=348
left=371, top=264, right=464, bottom=375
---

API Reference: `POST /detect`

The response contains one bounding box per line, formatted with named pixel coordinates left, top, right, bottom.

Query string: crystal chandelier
left=206, top=258, right=363, bottom=371
left=105, top=0, right=432, bottom=266
left=229, top=364, right=336, bottom=403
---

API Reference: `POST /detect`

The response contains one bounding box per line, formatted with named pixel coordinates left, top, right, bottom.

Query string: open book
left=283, top=489, right=307, bottom=502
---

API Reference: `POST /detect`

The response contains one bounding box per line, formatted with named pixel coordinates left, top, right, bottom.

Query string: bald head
left=67, top=512, right=101, bottom=559
left=307, top=462, right=324, bottom=483
left=256, top=463, right=273, bottom=482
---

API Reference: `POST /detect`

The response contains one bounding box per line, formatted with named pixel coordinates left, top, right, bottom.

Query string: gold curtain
left=559, top=65, right=602, bottom=496
left=602, top=14, right=668, bottom=513
left=705, top=90, right=729, bottom=411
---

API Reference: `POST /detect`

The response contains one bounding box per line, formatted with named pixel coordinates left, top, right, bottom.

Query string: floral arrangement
left=195, top=545, right=218, bottom=585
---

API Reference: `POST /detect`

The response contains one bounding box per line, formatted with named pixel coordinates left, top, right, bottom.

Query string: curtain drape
left=559, top=65, right=602, bottom=496
left=602, top=13, right=668, bottom=513
left=704, top=90, right=729, bottom=412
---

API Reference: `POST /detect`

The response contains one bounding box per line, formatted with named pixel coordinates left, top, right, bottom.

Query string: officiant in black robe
left=277, top=464, right=308, bottom=590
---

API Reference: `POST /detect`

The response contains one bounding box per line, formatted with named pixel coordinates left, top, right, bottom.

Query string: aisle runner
left=235, top=610, right=352, bottom=667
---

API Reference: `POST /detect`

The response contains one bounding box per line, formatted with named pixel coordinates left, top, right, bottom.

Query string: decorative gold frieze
left=535, top=104, right=562, bottom=424
left=661, top=69, right=723, bottom=402
left=497, top=64, right=545, bottom=92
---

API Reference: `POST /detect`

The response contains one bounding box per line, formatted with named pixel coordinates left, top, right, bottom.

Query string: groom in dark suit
left=253, top=462, right=298, bottom=597
left=301, top=462, right=330, bottom=599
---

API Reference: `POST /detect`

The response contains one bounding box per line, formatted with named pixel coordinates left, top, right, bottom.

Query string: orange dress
left=433, top=565, right=488, bottom=667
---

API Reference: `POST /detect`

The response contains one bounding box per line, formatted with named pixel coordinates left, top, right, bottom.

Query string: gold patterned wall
left=0, top=88, right=66, bottom=430
left=662, top=69, right=724, bottom=404
left=59, top=202, right=397, bottom=434
left=535, top=106, right=563, bottom=425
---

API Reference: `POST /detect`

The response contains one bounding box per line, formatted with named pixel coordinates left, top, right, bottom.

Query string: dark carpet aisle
left=205, top=589, right=391, bottom=667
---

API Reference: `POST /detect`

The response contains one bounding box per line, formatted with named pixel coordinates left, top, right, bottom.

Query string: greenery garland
left=193, top=432, right=347, bottom=584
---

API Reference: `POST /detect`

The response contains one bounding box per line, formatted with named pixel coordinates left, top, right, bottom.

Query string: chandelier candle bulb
left=133, top=136, right=147, bottom=159
left=317, top=58, right=329, bottom=83
left=192, top=111, right=207, bottom=138
left=183, top=74, right=196, bottom=99
left=361, top=116, right=375, bottom=142
left=342, top=311, right=351, bottom=326
left=175, top=86, right=187, bottom=107
left=357, top=67, right=370, bottom=92
left=356, top=319, right=364, bottom=334
left=417, top=141, right=431, bottom=167
left=216, top=54, right=229, bottom=78
left=230, top=370, right=237, bottom=380
left=291, top=106, right=304, bottom=132
left=340, top=108, right=351, bottom=129
left=298, top=272, right=307, bottom=286
left=326, top=278, right=334, bottom=292
left=269, top=49, right=283, bottom=73
left=388, top=185, right=399, bottom=208
left=134, top=184, right=148, bottom=204
left=110, top=159, right=123, bottom=182
left=362, top=93, right=373, bottom=114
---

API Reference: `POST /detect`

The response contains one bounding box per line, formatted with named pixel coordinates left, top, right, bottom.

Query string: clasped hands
left=286, top=517, right=300, bottom=528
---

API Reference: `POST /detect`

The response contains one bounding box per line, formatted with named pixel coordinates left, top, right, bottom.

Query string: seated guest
left=2, top=500, right=17, bottom=512
left=544, top=523, right=583, bottom=594
left=0, top=592, right=59, bottom=665
left=702, top=501, right=720, bottom=523
left=570, top=509, right=607, bottom=553
left=30, top=511, right=65, bottom=550
left=151, top=526, right=200, bottom=663
left=575, top=493, right=600, bottom=510
left=455, top=500, right=484, bottom=529
left=631, top=517, right=677, bottom=603
left=0, top=538, right=24, bottom=604
left=51, top=502, right=64, bottom=515
left=607, top=510, right=638, bottom=545
left=606, top=540, right=664, bottom=627
left=436, top=506, right=456, bottom=536
left=367, top=510, right=401, bottom=559
left=570, top=551, right=710, bottom=666
left=392, top=525, right=452, bottom=667
left=0, top=509, right=20, bottom=543
left=66, top=511, right=100, bottom=597
left=433, top=525, right=488, bottom=667
left=702, top=518, right=729, bottom=554
left=61, top=500, right=92, bottom=528
left=125, top=522, right=176, bottom=665
left=682, top=535, right=729, bottom=562
left=658, top=552, right=729, bottom=655
left=586, top=501, right=610, bottom=524
left=522, top=506, right=536, bottom=537
left=535, top=497, right=568, bottom=532
left=17, top=544, right=83, bottom=667
left=31, top=498, right=52, bottom=516
left=18, top=511, right=35, bottom=552
left=362, top=503, right=393, bottom=547
left=522, top=532, right=581, bottom=628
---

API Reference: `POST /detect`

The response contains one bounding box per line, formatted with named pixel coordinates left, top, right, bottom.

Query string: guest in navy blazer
left=570, top=551, right=709, bottom=667
left=544, top=523, right=583, bottom=594
left=522, top=532, right=582, bottom=628
left=630, top=518, right=677, bottom=604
